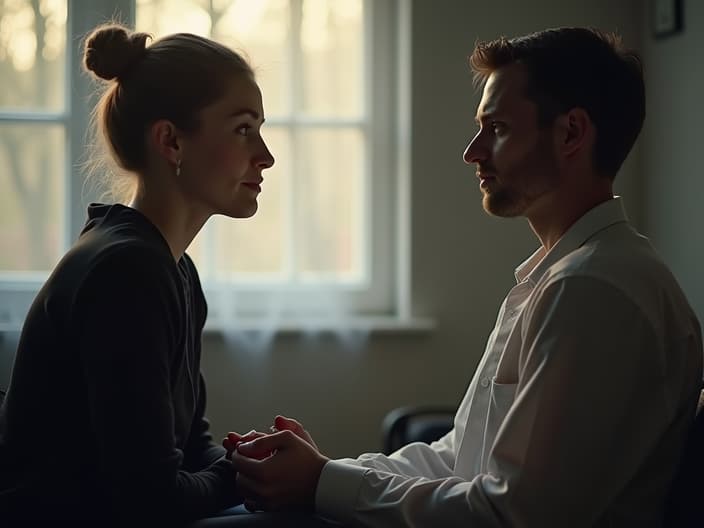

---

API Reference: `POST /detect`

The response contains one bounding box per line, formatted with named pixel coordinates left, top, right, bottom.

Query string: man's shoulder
left=546, top=224, right=664, bottom=286
left=536, top=227, right=696, bottom=332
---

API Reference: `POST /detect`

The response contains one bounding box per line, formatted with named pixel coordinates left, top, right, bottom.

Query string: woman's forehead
left=207, top=76, right=264, bottom=118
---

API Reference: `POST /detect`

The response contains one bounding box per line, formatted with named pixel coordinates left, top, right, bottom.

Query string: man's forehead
left=477, top=64, right=528, bottom=117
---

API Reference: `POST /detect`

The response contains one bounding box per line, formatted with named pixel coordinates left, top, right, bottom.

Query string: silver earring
left=175, top=159, right=181, bottom=177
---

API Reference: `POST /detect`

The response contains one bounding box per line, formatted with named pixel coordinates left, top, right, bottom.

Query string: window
left=0, top=0, right=67, bottom=274
left=0, top=0, right=414, bottom=331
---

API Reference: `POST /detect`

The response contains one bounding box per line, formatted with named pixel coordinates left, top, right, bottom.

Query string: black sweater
left=0, top=204, right=239, bottom=526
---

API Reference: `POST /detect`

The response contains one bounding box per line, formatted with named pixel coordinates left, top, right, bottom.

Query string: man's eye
left=492, top=122, right=506, bottom=134
left=235, top=125, right=252, bottom=136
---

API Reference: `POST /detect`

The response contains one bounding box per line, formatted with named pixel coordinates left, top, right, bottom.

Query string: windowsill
left=202, top=315, right=436, bottom=335
left=0, top=316, right=436, bottom=336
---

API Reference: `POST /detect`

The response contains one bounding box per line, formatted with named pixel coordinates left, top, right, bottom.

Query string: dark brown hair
left=83, top=23, right=253, bottom=177
left=470, top=27, right=645, bottom=179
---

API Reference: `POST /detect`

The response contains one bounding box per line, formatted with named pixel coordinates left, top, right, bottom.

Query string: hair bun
left=84, top=24, right=150, bottom=81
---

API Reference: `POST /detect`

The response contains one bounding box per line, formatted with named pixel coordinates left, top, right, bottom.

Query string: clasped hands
left=223, top=415, right=329, bottom=513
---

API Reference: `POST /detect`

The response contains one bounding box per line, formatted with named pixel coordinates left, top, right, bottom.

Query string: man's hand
left=270, top=415, right=319, bottom=451
left=222, top=430, right=268, bottom=460
left=231, top=429, right=329, bottom=512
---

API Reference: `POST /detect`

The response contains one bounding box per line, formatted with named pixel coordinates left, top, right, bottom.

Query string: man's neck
left=527, top=183, right=614, bottom=251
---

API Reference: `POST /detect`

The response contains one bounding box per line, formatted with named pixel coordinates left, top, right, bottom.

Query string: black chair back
left=381, top=405, right=454, bottom=455
left=663, top=389, right=704, bottom=527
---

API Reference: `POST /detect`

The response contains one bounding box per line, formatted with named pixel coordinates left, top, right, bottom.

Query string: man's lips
left=477, top=172, right=497, bottom=190
left=477, top=172, right=496, bottom=185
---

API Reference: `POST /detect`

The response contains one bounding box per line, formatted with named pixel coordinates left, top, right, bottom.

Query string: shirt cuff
left=315, top=459, right=368, bottom=524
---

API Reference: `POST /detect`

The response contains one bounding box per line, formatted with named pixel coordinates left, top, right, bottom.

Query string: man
left=229, top=28, right=703, bottom=526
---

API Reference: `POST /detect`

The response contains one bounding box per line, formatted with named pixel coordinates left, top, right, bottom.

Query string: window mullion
left=286, top=0, right=304, bottom=285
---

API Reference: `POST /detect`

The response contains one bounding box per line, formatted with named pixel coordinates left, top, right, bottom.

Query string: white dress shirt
left=315, top=198, right=703, bottom=527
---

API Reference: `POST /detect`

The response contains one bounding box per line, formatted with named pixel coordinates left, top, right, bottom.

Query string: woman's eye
left=235, top=125, right=252, bottom=136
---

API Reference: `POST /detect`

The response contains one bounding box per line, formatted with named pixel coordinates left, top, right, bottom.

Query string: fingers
left=274, top=415, right=318, bottom=450
left=231, top=448, right=267, bottom=479
left=233, top=439, right=328, bottom=513
left=237, top=429, right=297, bottom=459
left=227, top=430, right=266, bottom=445
left=275, top=415, right=304, bottom=434
left=226, top=432, right=244, bottom=443
left=222, top=437, right=235, bottom=459
left=223, top=430, right=268, bottom=458
left=233, top=454, right=280, bottom=511
left=237, top=472, right=268, bottom=512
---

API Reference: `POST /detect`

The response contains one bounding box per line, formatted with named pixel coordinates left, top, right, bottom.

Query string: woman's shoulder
left=78, top=203, right=172, bottom=259
left=49, top=206, right=177, bottom=298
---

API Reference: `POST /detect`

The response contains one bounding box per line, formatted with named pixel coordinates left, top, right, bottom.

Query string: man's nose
left=463, top=132, right=488, bottom=165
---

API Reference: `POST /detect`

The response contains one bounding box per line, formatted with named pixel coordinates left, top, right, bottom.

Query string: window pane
left=137, top=0, right=289, bottom=117
left=0, top=0, right=67, bottom=111
left=300, top=0, right=363, bottom=118
left=136, top=0, right=212, bottom=37
left=295, top=128, right=363, bottom=279
left=213, top=0, right=289, bottom=118
left=0, top=123, right=65, bottom=271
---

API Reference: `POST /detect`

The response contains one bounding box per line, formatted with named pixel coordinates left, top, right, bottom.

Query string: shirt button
left=480, top=377, right=490, bottom=388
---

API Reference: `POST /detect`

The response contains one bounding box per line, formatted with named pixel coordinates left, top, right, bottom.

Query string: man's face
left=463, top=64, right=560, bottom=217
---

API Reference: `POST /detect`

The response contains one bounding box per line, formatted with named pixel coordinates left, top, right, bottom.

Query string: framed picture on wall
left=652, top=0, right=684, bottom=38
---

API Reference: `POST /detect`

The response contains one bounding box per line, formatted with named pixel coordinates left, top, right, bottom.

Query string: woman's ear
left=149, top=119, right=182, bottom=164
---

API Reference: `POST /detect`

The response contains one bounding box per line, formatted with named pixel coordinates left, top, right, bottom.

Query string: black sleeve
left=180, top=254, right=229, bottom=472
left=183, top=372, right=230, bottom=471
left=73, top=246, right=239, bottom=524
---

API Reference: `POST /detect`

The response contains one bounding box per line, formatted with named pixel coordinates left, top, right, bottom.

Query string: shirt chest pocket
left=481, top=379, right=517, bottom=472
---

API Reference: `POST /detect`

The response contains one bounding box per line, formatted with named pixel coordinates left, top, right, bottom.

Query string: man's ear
left=149, top=119, right=182, bottom=164
left=555, top=107, right=592, bottom=160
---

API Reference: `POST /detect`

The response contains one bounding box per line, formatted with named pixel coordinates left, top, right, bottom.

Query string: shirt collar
left=514, top=197, right=629, bottom=284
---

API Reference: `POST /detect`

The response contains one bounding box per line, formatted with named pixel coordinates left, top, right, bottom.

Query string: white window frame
left=0, top=0, right=431, bottom=333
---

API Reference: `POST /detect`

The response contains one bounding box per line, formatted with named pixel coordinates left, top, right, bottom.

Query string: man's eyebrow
left=228, top=109, right=264, bottom=122
left=474, top=111, right=498, bottom=125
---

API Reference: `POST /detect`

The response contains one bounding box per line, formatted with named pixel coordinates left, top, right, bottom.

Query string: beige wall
left=641, top=0, right=704, bottom=323
left=0, top=0, right=651, bottom=459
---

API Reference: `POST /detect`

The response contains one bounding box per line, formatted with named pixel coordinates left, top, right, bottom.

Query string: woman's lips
left=242, top=181, right=262, bottom=192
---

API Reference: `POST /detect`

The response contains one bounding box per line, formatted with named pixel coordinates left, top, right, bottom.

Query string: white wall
left=0, top=0, right=647, bottom=458
left=642, top=0, right=704, bottom=323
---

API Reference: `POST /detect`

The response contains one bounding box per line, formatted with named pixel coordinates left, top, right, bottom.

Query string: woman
left=0, top=23, right=274, bottom=526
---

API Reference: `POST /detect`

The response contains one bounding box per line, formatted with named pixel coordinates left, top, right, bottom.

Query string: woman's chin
left=222, top=201, right=258, bottom=219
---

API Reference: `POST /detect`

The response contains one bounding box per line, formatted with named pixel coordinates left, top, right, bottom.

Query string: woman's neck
left=128, top=185, right=209, bottom=262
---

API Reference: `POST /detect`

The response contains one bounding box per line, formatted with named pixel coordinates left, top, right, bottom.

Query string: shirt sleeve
left=74, top=246, right=238, bottom=523
left=326, top=421, right=459, bottom=479
left=316, top=276, right=677, bottom=527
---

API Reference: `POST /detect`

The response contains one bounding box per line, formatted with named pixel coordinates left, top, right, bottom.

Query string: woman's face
left=178, top=75, right=275, bottom=219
